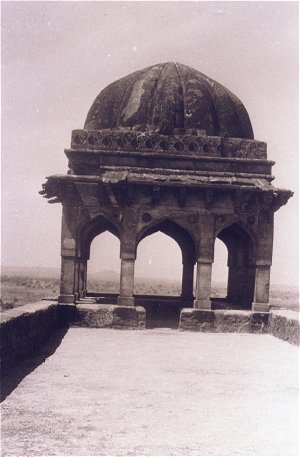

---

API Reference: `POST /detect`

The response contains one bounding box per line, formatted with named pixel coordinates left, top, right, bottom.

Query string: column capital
left=120, top=252, right=136, bottom=261
left=197, top=256, right=213, bottom=264
left=255, top=260, right=272, bottom=267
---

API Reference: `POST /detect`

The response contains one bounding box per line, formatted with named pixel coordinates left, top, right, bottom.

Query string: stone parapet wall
left=1, top=303, right=298, bottom=372
left=268, top=310, right=299, bottom=346
left=0, top=301, right=60, bottom=370
left=179, top=308, right=299, bottom=345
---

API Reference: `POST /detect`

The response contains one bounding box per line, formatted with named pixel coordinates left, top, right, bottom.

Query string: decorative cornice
left=70, top=128, right=267, bottom=160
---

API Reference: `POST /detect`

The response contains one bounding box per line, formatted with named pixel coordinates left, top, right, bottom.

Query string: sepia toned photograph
left=1, top=1, right=299, bottom=456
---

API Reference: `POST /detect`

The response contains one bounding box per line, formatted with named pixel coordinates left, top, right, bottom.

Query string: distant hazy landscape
left=1, top=266, right=299, bottom=312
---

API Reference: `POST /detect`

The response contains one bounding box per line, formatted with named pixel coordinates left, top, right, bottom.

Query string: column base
left=117, top=296, right=135, bottom=307
left=194, top=299, right=212, bottom=310
left=71, top=304, right=146, bottom=329
left=252, top=302, right=270, bottom=312
left=58, top=294, right=75, bottom=304
left=179, top=308, right=215, bottom=331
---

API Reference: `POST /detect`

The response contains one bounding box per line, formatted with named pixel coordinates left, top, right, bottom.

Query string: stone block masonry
left=70, top=304, right=146, bottom=330
left=0, top=301, right=60, bottom=370
left=179, top=308, right=299, bottom=345
left=268, top=310, right=299, bottom=345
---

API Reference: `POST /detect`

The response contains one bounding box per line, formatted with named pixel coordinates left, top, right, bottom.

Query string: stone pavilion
left=41, top=62, right=292, bottom=326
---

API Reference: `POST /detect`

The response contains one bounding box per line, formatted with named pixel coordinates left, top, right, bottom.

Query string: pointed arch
left=214, top=221, right=256, bottom=308
left=80, top=214, right=120, bottom=259
left=138, top=218, right=197, bottom=264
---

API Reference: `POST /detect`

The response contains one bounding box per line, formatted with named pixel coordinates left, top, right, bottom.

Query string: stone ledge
left=268, top=310, right=299, bottom=346
left=0, top=302, right=60, bottom=370
left=179, top=309, right=269, bottom=334
left=71, top=304, right=146, bottom=330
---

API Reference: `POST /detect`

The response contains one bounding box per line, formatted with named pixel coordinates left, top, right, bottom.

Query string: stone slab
left=71, top=304, right=146, bottom=330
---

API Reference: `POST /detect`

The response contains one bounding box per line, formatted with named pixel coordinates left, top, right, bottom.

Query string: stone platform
left=1, top=303, right=299, bottom=373
left=1, top=328, right=299, bottom=456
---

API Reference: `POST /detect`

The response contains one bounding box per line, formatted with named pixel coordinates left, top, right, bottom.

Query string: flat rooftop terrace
left=1, top=328, right=299, bottom=456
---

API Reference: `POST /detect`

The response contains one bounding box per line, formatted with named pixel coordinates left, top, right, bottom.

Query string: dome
left=84, top=62, right=254, bottom=139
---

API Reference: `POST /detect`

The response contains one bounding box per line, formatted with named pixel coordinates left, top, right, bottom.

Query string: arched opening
left=78, top=215, right=120, bottom=303
left=211, top=238, right=228, bottom=306
left=214, top=223, right=255, bottom=309
left=134, top=232, right=182, bottom=295
left=87, top=231, right=120, bottom=297
left=135, top=219, right=196, bottom=328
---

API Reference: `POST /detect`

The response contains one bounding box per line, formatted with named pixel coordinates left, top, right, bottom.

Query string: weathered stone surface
left=217, top=310, right=252, bottom=333
left=112, top=306, right=146, bottom=329
left=179, top=308, right=215, bottom=331
left=179, top=309, right=270, bottom=334
left=0, top=302, right=60, bottom=370
left=268, top=310, right=300, bottom=346
left=72, top=304, right=146, bottom=330
left=251, top=312, right=269, bottom=333
left=84, top=62, right=254, bottom=139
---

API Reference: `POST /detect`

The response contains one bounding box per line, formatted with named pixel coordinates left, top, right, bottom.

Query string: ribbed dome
left=84, top=62, right=254, bottom=139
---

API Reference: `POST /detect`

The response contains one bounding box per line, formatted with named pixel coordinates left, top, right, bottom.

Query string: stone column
left=117, top=207, right=138, bottom=307
left=181, top=261, right=194, bottom=301
left=228, top=262, right=248, bottom=304
left=226, top=241, right=254, bottom=308
left=58, top=203, right=79, bottom=304
left=252, top=261, right=271, bottom=312
left=226, top=247, right=237, bottom=303
left=193, top=215, right=214, bottom=310
left=78, top=258, right=87, bottom=298
left=117, top=254, right=135, bottom=307
left=194, top=259, right=212, bottom=309
left=59, top=256, right=76, bottom=304
left=73, top=259, right=80, bottom=301
left=252, top=210, right=274, bottom=312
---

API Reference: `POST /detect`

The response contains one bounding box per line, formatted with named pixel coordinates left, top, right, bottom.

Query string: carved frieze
left=70, top=128, right=267, bottom=160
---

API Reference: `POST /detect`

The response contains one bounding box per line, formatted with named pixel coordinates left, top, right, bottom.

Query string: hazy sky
left=1, top=1, right=299, bottom=286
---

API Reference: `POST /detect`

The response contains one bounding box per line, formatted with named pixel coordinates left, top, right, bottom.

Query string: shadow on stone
left=0, top=326, right=69, bottom=403
left=144, top=304, right=182, bottom=329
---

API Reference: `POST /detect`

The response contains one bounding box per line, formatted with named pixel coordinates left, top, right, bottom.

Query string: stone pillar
left=226, top=240, right=254, bottom=308
left=117, top=207, right=138, bottom=307
left=59, top=256, right=76, bottom=304
left=117, top=255, right=135, bottom=307
left=227, top=246, right=237, bottom=303
left=252, top=210, right=274, bottom=312
left=78, top=258, right=87, bottom=298
left=73, top=258, right=80, bottom=301
left=194, top=215, right=214, bottom=310
left=194, top=259, right=212, bottom=309
left=252, top=262, right=271, bottom=312
left=228, top=263, right=247, bottom=304
left=58, top=203, right=79, bottom=304
left=181, top=262, right=194, bottom=301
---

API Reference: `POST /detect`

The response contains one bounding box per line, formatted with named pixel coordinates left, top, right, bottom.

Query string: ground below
left=1, top=328, right=299, bottom=456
